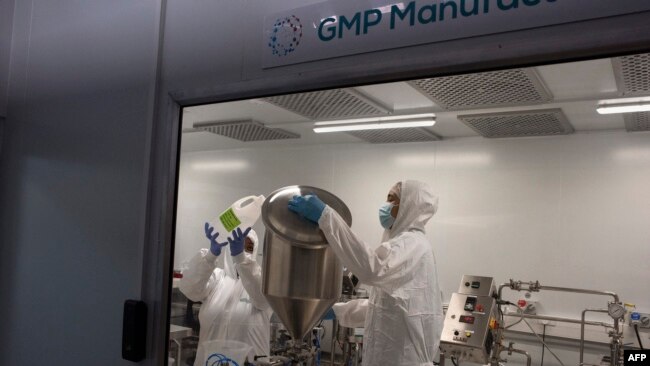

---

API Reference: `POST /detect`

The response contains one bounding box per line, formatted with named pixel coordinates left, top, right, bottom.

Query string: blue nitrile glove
left=227, top=227, right=252, bottom=257
left=205, top=222, right=228, bottom=256
left=323, top=307, right=336, bottom=320
left=288, top=194, right=326, bottom=224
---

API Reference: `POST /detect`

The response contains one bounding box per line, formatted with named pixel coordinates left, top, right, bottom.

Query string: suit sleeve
left=232, top=254, right=271, bottom=311
left=179, top=248, right=223, bottom=302
left=332, top=299, right=369, bottom=328
left=318, top=206, right=423, bottom=292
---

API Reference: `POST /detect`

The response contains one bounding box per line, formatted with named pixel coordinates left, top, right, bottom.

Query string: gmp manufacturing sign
left=262, top=0, right=650, bottom=68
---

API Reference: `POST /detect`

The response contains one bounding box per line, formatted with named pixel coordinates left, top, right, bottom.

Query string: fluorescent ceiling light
left=313, top=118, right=435, bottom=133
left=597, top=102, right=650, bottom=114
left=190, top=160, right=249, bottom=171
left=314, top=113, right=436, bottom=126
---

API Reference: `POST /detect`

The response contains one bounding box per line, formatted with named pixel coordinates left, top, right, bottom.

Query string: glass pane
left=169, top=52, right=650, bottom=366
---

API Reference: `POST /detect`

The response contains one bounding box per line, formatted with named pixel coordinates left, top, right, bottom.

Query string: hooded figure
left=289, top=180, right=443, bottom=366
left=179, top=228, right=272, bottom=365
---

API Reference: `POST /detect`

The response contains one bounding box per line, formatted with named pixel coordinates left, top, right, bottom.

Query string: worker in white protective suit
left=288, top=180, right=444, bottom=366
left=179, top=225, right=272, bottom=365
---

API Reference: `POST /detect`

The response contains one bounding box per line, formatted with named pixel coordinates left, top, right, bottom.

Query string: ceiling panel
left=182, top=55, right=650, bottom=151
left=458, top=109, right=574, bottom=138
left=624, top=112, right=650, bottom=132
left=183, top=99, right=308, bottom=130
left=558, top=101, right=625, bottom=131
left=193, top=120, right=300, bottom=142
left=346, top=127, right=440, bottom=144
left=536, top=59, right=619, bottom=99
left=262, top=88, right=389, bottom=119
left=355, top=82, right=437, bottom=111
left=613, top=53, right=650, bottom=96
left=409, top=69, right=552, bottom=110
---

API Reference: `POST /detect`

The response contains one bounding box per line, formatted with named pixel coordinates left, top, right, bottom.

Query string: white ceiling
left=181, top=56, right=647, bottom=152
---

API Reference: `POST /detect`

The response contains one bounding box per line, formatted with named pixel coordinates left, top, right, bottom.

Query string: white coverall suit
left=320, top=180, right=444, bottom=366
left=179, top=230, right=272, bottom=365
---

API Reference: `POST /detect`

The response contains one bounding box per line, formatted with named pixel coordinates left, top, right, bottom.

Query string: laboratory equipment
left=261, top=185, right=352, bottom=342
left=498, top=279, right=626, bottom=366
left=211, top=195, right=265, bottom=237
left=440, top=275, right=499, bottom=364
left=328, top=269, right=364, bottom=366
left=439, top=275, right=629, bottom=366
left=253, top=355, right=292, bottom=365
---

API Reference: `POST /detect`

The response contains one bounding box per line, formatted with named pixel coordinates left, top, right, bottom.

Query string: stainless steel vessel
left=261, top=185, right=352, bottom=341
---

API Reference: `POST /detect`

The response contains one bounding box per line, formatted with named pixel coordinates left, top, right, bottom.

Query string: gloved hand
left=288, top=194, right=326, bottom=224
left=227, top=226, right=252, bottom=257
left=323, top=307, right=336, bottom=320
left=205, top=222, right=228, bottom=256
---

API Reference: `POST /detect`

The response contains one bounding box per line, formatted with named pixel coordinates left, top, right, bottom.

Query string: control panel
left=441, top=276, right=498, bottom=364
left=458, top=275, right=496, bottom=297
left=630, top=312, right=650, bottom=329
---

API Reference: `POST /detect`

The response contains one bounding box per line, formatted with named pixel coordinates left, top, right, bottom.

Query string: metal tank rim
left=261, top=185, right=352, bottom=249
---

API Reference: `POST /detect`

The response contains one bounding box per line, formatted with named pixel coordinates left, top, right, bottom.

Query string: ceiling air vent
left=346, top=128, right=440, bottom=144
left=193, top=120, right=299, bottom=141
left=457, top=109, right=574, bottom=138
left=612, top=53, right=650, bottom=96
left=263, top=88, right=389, bottom=119
left=623, top=112, right=650, bottom=132
left=409, top=69, right=552, bottom=110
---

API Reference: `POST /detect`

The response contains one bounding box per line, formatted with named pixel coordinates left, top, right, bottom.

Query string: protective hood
left=223, top=228, right=259, bottom=279
left=383, top=180, right=438, bottom=240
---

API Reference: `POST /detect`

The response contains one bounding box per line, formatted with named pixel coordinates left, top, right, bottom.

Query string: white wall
left=175, top=130, right=650, bottom=363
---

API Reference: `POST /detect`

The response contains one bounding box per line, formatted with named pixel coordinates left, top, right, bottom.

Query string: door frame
left=141, top=9, right=650, bottom=366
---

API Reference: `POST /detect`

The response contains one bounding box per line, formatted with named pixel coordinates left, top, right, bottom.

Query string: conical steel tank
left=261, top=186, right=352, bottom=341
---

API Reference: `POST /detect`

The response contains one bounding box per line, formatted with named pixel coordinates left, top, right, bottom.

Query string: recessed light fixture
left=313, top=113, right=436, bottom=133
left=596, top=102, right=650, bottom=114
left=190, top=160, right=249, bottom=171
left=314, top=113, right=436, bottom=126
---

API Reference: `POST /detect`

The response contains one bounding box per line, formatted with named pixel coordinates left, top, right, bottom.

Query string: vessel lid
left=262, top=185, right=352, bottom=247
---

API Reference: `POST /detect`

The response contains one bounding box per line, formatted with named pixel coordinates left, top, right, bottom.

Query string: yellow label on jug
left=219, top=208, right=241, bottom=233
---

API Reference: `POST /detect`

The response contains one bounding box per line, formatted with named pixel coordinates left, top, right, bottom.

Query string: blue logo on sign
left=269, top=15, right=303, bottom=56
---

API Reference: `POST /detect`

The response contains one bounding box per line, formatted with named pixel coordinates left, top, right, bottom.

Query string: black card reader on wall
left=122, top=300, right=147, bottom=362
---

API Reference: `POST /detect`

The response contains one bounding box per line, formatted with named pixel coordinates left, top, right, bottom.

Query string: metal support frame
left=498, top=279, right=625, bottom=366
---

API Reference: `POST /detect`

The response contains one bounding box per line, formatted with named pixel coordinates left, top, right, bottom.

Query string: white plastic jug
left=212, top=195, right=265, bottom=237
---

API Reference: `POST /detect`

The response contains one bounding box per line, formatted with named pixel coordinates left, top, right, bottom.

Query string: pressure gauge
left=608, top=303, right=626, bottom=319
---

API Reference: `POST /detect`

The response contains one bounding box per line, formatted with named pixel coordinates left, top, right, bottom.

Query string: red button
left=517, top=299, right=527, bottom=308
left=476, top=304, right=484, bottom=312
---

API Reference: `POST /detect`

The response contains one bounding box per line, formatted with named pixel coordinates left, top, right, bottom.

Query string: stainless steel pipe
left=580, top=309, right=608, bottom=366
left=500, top=343, right=532, bottom=366
left=539, top=285, right=620, bottom=304
left=503, top=311, right=612, bottom=328
left=330, top=319, right=337, bottom=366
left=498, top=280, right=620, bottom=304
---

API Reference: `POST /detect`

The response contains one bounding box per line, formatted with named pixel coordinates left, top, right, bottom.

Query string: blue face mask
left=379, top=202, right=395, bottom=229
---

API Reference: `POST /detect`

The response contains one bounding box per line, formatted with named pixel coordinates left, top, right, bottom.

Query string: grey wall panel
left=0, top=0, right=15, bottom=117
left=0, top=117, right=4, bottom=157
left=161, top=0, right=249, bottom=91
left=0, top=1, right=161, bottom=365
